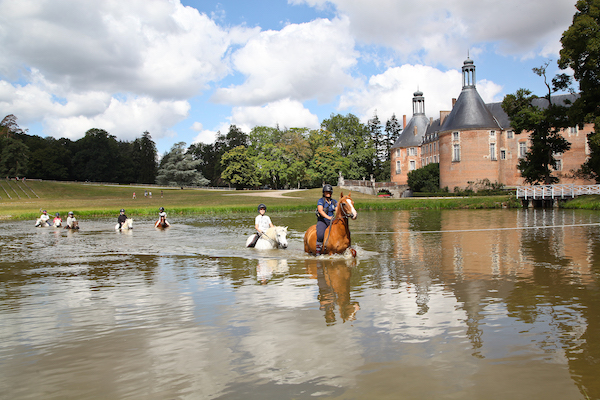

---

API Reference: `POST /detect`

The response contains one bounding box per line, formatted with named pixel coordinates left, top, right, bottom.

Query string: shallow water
left=1, top=209, right=600, bottom=399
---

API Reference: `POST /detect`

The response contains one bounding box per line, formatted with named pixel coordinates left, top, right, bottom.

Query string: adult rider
left=315, top=184, right=337, bottom=256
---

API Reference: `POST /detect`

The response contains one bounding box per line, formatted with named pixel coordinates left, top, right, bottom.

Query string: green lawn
left=0, top=180, right=520, bottom=220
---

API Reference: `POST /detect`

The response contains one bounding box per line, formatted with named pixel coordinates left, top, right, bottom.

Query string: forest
left=0, top=112, right=402, bottom=189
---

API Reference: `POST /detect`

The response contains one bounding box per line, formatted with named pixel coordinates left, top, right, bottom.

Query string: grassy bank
left=0, top=180, right=520, bottom=220
left=562, top=195, right=600, bottom=210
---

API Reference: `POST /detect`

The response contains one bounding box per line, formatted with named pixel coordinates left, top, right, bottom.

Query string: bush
left=407, top=163, right=440, bottom=192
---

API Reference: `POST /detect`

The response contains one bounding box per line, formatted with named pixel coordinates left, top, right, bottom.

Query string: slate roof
left=391, top=114, right=430, bottom=149
left=440, top=87, right=500, bottom=132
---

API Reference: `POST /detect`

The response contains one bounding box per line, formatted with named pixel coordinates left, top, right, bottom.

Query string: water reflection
left=305, top=258, right=360, bottom=325
left=1, top=209, right=600, bottom=399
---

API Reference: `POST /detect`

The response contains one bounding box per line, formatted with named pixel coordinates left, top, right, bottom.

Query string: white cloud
left=212, top=17, right=359, bottom=106
left=291, top=0, right=575, bottom=67
left=338, top=64, right=503, bottom=125
left=44, top=95, right=190, bottom=141
left=230, top=99, right=320, bottom=131
left=191, top=122, right=203, bottom=132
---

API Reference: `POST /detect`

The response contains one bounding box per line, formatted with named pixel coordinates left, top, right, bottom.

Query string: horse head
left=275, top=226, right=288, bottom=249
left=338, top=192, right=357, bottom=220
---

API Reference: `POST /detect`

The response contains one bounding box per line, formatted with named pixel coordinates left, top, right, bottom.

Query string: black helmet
left=120, top=209, right=125, bottom=213
left=55, top=212, right=60, bottom=216
left=159, top=207, right=164, bottom=212
left=258, top=203, right=267, bottom=211
left=322, top=184, right=333, bottom=194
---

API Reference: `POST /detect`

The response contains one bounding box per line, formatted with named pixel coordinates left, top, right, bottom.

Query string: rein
left=260, top=230, right=280, bottom=248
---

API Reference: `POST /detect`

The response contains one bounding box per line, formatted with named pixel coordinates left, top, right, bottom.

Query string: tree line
left=0, top=112, right=402, bottom=189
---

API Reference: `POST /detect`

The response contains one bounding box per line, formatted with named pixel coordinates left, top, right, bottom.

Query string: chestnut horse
left=304, top=192, right=357, bottom=256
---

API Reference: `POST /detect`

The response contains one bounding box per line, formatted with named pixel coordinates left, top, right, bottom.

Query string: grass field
left=0, top=179, right=521, bottom=220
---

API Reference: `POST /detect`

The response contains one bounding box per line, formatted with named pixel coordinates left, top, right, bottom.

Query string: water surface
left=1, top=209, right=599, bottom=399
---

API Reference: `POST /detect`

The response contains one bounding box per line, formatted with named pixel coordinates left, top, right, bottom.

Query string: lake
left=1, top=208, right=599, bottom=399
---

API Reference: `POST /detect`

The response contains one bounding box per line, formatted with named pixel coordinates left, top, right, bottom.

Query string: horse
left=35, top=219, right=50, bottom=227
left=155, top=215, right=170, bottom=229
left=304, top=191, right=357, bottom=256
left=246, top=226, right=288, bottom=249
left=115, top=218, right=133, bottom=231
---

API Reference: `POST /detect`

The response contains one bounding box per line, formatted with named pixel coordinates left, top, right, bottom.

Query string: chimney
left=452, top=98, right=457, bottom=108
left=403, top=114, right=407, bottom=129
left=430, top=117, right=433, bottom=125
left=440, top=110, right=450, bottom=125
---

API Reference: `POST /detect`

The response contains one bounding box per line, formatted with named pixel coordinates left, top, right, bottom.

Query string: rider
left=66, top=211, right=79, bottom=229
left=53, top=212, right=62, bottom=227
left=155, top=207, right=170, bottom=228
left=248, top=203, right=274, bottom=247
left=37, top=210, right=50, bottom=227
left=117, top=209, right=128, bottom=229
left=316, top=184, right=337, bottom=256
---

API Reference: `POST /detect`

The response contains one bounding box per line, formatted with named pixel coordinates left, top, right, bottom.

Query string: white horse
left=115, top=218, right=133, bottom=231
left=246, top=226, right=288, bottom=249
left=35, top=218, right=50, bottom=227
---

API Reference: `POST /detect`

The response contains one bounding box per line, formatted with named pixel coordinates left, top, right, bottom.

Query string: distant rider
left=66, top=211, right=79, bottom=229
left=36, top=210, right=50, bottom=227
left=53, top=212, right=62, bottom=227
left=315, top=184, right=337, bottom=256
left=155, top=207, right=170, bottom=228
left=117, top=209, right=128, bottom=229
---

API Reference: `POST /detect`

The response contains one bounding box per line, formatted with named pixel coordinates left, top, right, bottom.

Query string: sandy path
left=222, top=189, right=307, bottom=198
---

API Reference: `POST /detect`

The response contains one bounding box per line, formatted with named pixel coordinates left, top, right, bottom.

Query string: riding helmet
left=322, top=184, right=333, bottom=194
left=68, top=211, right=73, bottom=215
left=120, top=209, right=125, bottom=213
left=55, top=212, right=60, bottom=216
left=258, top=203, right=267, bottom=211
left=159, top=207, right=164, bottom=212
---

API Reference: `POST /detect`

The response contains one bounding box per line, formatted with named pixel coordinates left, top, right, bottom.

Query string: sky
left=0, top=0, right=578, bottom=154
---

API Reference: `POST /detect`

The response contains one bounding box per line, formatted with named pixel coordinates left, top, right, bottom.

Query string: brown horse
left=304, top=191, right=357, bottom=256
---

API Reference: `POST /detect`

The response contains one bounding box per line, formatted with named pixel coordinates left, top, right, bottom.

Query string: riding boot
left=315, top=242, right=323, bottom=256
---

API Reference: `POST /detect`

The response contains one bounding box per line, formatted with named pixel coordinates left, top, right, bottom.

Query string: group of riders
left=36, top=184, right=340, bottom=255
left=248, top=183, right=337, bottom=256
left=36, top=207, right=170, bottom=230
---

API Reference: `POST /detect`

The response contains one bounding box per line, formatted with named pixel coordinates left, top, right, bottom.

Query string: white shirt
left=255, top=214, right=272, bottom=232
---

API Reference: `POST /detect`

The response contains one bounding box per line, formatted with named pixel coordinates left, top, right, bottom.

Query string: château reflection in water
left=1, top=209, right=599, bottom=399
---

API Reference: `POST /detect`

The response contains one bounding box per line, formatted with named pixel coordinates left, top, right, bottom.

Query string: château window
left=554, top=160, right=562, bottom=171
left=409, top=147, right=417, bottom=156
left=396, top=149, right=401, bottom=157
left=519, top=142, right=527, bottom=158
left=507, top=130, right=514, bottom=139
left=409, top=160, right=416, bottom=170
left=395, top=160, right=401, bottom=174
left=453, top=144, right=460, bottom=162
left=490, top=143, right=497, bottom=160
left=490, top=130, right=496, bottom=137
left=569, top=126, right=578, bottom=136
left=453, top=131, right=459, bottom=141
left=500, top=150, right=506, bottom=160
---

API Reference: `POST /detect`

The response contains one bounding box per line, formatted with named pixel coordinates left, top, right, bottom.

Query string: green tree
left=368, top=111, right=385, bottom=181
left=187, top=125, right=248, bottom=186
left=502, top=64, right=571, bottom=185
left=220, top=145, right=260, bottom=188
left=558, top=0, right=600, bottom=180
left=131, top=131, right=158, bottom=184
left=0, top=115, right=30, bottom=177
left=407, top=163, right=440, bottom=192
left=321, top=113, right=375, bottom=180
left=156, top=142, right=209, bottom=187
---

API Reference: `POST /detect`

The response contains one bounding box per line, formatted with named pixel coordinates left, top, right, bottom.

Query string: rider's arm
left=317, top=204, right=332, bottom=220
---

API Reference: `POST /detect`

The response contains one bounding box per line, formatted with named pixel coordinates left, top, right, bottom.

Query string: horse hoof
left=350, top=248, right=357, bottom=258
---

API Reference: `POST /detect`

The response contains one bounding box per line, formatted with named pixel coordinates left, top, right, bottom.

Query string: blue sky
left=0, top=0, right=577, bottom=154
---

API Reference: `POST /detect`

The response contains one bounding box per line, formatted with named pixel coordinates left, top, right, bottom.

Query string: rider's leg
left=316, top=220, right=327, bottom=256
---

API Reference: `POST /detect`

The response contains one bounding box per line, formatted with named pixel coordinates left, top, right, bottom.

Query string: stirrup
left=315, top=243, right=323, bottom=256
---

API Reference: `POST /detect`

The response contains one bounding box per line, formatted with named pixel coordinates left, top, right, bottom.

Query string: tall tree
left=0, top=115, right=30, bottom=177
left=321, top=113, right=375, bottom=180
left=131, top=131, right=158, bottom=183
left=368, top=111, right=385, bottom=180
left=220, top=145, right=260, bottom=188
left=156, top=142, right=209, bottom=187
left=384, top=114, right=402, bottom=160
left=502, top=63, right=571, bottom=184
left=558, top=0, right=600, bottom=180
